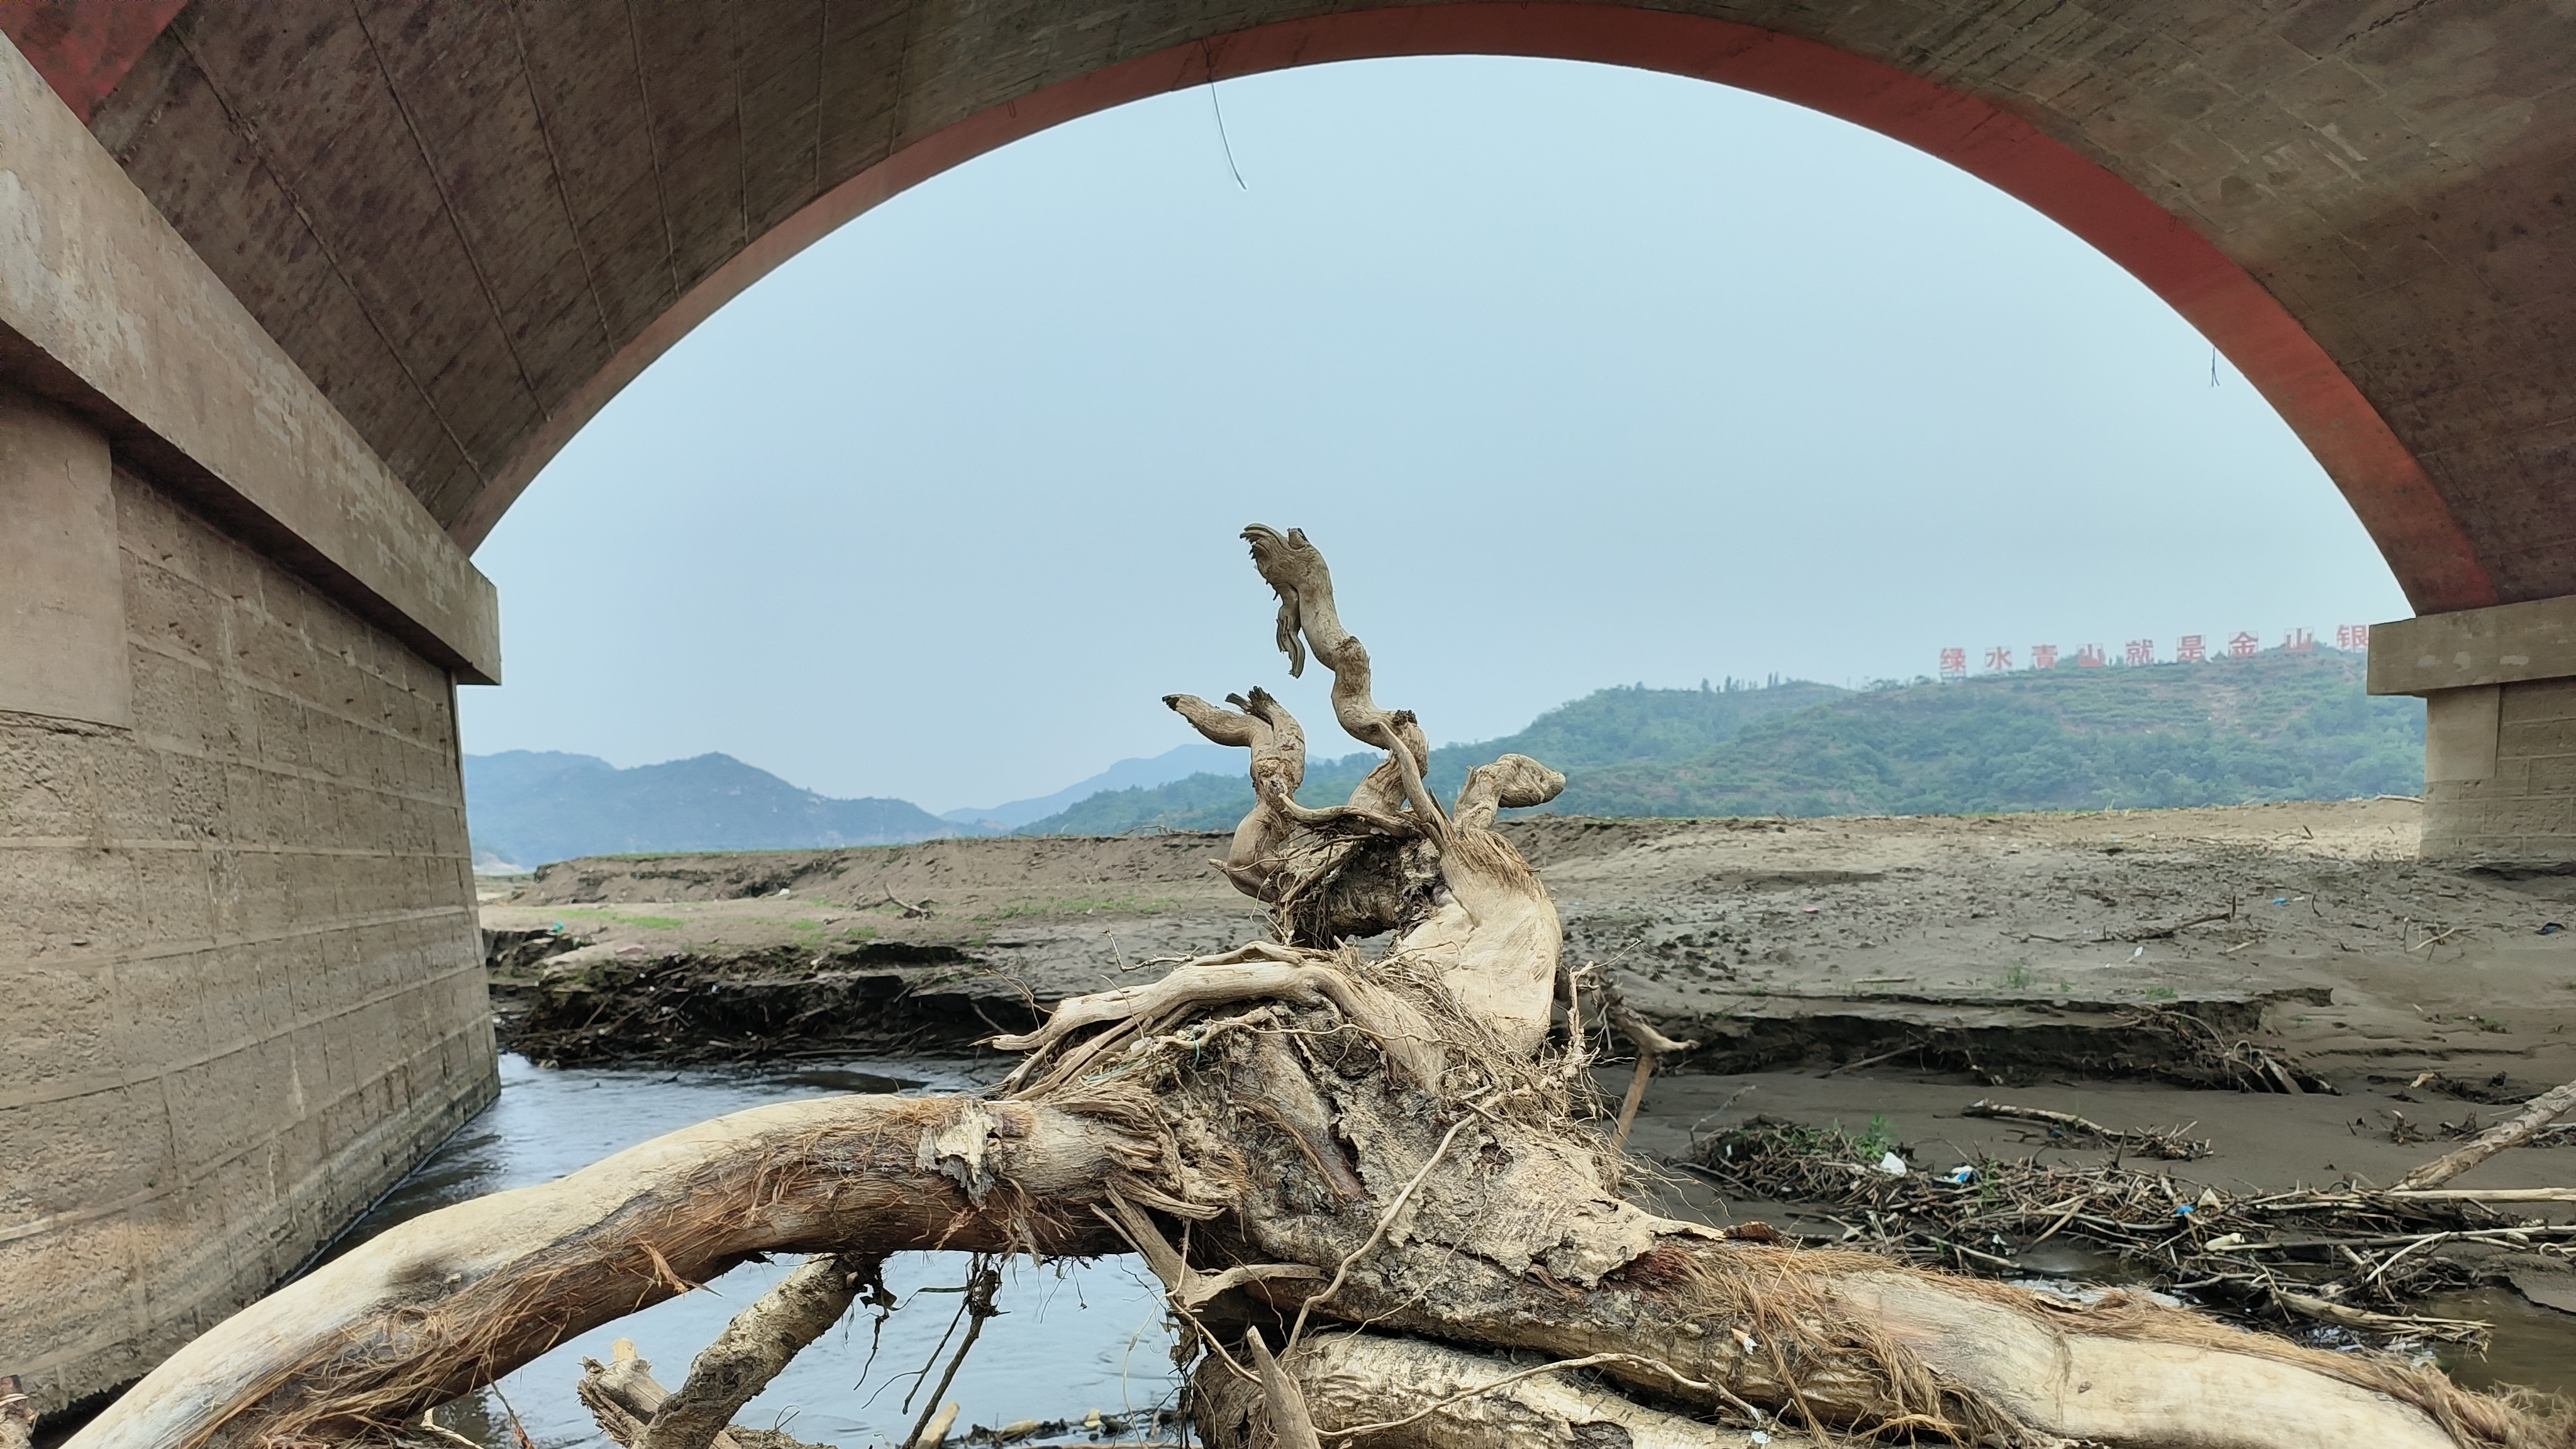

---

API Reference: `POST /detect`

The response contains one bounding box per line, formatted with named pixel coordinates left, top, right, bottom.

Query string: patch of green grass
left=1855, top=1114, right=1896, bottom=1159
left=986, top=894, right=1173, bottom=919
left=841, top=926, right=879, bottom=941
left=551, top=907, right=684, bottom=930
left=1999, top=960, right=2035, bottom=991
left=2141, top=984, right=2179, bottom=1000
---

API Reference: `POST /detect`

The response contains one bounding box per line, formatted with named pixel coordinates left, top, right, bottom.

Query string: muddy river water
left=341, top=1052, right=2576, bottom=1446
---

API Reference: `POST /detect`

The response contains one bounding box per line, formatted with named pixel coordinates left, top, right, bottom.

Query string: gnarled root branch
left=66, top=1096, right=1162, bottom=1449
left=1279, top=1233, right=2516, bottom=1449
left=994, top=948, right=1445, bottom=1092
left=1167, top=688, right=1308, bottom=884
left=1194, top=1334, right=1812, bottom=1448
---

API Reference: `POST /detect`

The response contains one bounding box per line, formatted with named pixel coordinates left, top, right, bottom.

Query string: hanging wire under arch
left=1201, top=41, right=1249, bottom=189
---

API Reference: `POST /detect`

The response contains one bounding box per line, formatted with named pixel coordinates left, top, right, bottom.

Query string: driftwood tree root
left=56, top=526, right=2576, bottom=1449
left=1194, top=1333, right=1817, bottom=1448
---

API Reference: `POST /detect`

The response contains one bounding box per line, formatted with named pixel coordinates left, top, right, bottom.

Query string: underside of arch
left=20, top=1, right=2575, bottom=612
left=453, top=6, right=2499, bottom=615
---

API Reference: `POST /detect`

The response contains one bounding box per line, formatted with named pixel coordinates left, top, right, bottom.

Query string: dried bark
left=634, top=1256, right=879, bottom=1449
left=60, top=526, right=2574, bottom=1449
left=2394, top=1077, right=2576, bottom=1190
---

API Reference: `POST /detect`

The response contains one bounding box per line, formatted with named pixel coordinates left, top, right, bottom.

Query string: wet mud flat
left=474, top=802, right=2576, bottom=1391
left=481, top=801, right=2576, bottom=1087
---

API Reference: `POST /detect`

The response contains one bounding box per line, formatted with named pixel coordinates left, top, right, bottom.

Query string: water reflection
left=331, top=1055, right=1179, bottom=1447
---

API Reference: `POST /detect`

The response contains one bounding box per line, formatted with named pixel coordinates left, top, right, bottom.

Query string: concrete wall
left=2371, top=599, right=2576, bottom=865
left=2419, top=680, right=2576, bottom=865
left=0, top=412, right=494, bottom=1413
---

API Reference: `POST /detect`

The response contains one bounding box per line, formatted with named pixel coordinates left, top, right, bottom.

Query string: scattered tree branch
left=1962, top=1099, right=2212, bottom=1160
left=2392, top=1076, right=2576, bottom=1190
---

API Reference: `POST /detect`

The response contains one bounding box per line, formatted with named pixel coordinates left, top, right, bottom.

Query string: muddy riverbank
left=461, top=801, right=2576, bottom=1405
left=481, top=801, right=2576, bottom=1092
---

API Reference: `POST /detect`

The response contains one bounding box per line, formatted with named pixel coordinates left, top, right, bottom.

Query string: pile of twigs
left=1684, top=1112, right=2576, bottom=1348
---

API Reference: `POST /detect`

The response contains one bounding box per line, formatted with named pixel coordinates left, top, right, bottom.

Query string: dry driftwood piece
left=1, top=1376, right=34, bottom=1449
left=2394, top=1077, right=2576, bottom=1190
left=1962, top=1097, right=2214, bottom=1160
left=61, top=527, right=2574, bottom=1449
left=1195, top=1333, right=1818, bottom=1447
left=635, top=1255, right=879, bottom=1449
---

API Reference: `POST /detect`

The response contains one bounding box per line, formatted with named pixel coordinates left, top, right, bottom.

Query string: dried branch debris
left=1685, top=1107, right=2576, bottom=1351
left=1962, top=1097, right=2213, bottom=1160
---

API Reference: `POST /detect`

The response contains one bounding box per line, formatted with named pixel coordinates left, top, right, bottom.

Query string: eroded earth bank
left=476, top=798, right=2576, bottom=1401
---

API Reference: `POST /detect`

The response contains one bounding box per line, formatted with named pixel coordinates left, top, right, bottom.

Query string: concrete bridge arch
left=3, top=0, right=2573, bottom=1417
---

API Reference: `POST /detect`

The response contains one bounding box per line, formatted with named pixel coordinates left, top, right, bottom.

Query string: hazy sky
left=459, top=56, right=2411, bottom=814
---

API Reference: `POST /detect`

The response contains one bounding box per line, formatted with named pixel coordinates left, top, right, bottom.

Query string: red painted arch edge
left=0, top=0, right=189, bottom=123
left=458, top=3, right=2490, bottom=614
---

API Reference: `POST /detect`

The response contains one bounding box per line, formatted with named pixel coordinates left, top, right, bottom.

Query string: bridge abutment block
left=2371, top=599, right=2576, bottom=867
left=0, top=361, right=497, bottom=1419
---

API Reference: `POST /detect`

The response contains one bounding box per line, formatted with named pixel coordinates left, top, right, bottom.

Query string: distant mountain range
left=934, top=743, right=1238, bottom=830
left=1024, top=648, right=2419, bottom=834
left=465, top=648, right=2423, bottom=869
left=462, top=752, right=976, bottom=870
left=1019, top=677, right=1843, bottom=834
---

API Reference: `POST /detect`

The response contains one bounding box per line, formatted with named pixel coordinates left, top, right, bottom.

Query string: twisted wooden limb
left=1195, top=1334, right=1811, bottom=1448
left=992, top=953, right=1445, bottom=1089
left=632, top=1255, right=878, bottom=1449
left=1450, top=753, right=1563, bottom=831
left=1243, top=1333, right=1322, bottom=1449
left=1243, top=525, right=1428, bottom=771
left=63, top=1096, right=1151, bottom=1449
left=1167, top=689, right=1307, bottom=885
left=1266, top=1235, right=2496, bottom=1449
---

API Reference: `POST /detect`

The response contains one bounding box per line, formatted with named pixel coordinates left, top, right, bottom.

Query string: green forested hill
left=1022, top=650, right=2421, bottom=833
left=1561, top=649, right=2419, bottom=817
left=1023, top=679, right=1847, bottom=833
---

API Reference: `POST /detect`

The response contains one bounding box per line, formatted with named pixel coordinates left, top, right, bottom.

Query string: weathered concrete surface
left=0, top=0, right=2556, bottom=619
left=2414, top=679, right=2576, bottom=866
left=0, top=26, right=499, bottom=683
left=0, top=462, right=494, bottom=1416
left=2372, top=601, right=2576, bottom=865
left=0, top=386, right=127, bottom=728
left=2372, top=597, right=2576, bottom=696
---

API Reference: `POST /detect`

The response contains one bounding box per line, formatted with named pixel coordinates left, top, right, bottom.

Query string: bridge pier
left=2372, top=601, right=2576, bottom=867
left=0, top=36, right=500, bottom=1416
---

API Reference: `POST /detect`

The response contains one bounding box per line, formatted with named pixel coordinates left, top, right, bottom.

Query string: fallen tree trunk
left=67, top=1094, right=1160, bottom=1449
left=56, top=526, right=2573, bottom=1449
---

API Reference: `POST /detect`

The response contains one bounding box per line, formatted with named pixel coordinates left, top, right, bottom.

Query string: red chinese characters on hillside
left=1941, top=625, right=2357, bottom=678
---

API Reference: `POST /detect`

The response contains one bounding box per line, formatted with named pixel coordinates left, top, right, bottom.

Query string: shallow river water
left=331, top=1056, right=1178, bottom=1448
